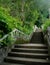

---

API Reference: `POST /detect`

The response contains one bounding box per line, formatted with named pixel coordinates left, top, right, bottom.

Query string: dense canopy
left=0, top=0, right=50, bottom=36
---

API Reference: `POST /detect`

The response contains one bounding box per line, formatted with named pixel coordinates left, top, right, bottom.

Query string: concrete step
left=11, top=48, right=48, bottom=54
left=30, top=32, right=44, bottom=43
left=15, top=44, right=48, bottom=49
left=30, top=40, right=43, bottom=43
left=0, top=62, right=24, bottom=65
left=4, top=57, right=50, bottom=65
left=8, top=52, right=48, bottom=59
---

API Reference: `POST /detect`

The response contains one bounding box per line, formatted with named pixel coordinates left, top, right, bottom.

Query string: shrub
left=42, top=19, right=50, bottom=32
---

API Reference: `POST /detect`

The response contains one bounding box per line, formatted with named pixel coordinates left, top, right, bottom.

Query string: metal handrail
left=0, top=28, right=30, bottom=42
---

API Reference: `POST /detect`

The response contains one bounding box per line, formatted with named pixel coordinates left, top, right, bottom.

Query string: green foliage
left=42, top=19, right=50, bottom=32
left=15, top=38, right=29, bottom=44
left=0, top=6, right=33, bottom=35
left=0, top=30, right=4, bottom=38
left=0, top=7, right=13, bottom=31
left=0, top=7, right=22, bottom=32
left=0, top=0, right=49, bottom=35
left=0, top=0, right=50, bottom=46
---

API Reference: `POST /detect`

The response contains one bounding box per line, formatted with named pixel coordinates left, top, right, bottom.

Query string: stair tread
left=5, top=57, right=49, bottom=63
left=9, top=52, right=48, bottom=56
left=0, top=62, right=24, bottom=65
left=15, top=44, right=47, bottom=47
left=12, top=48, right=48, bottom=51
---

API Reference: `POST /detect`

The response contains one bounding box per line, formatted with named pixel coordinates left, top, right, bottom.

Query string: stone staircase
left=1, top=32, right=50, bottom=65
left=30, top=32, right=44, bottom=43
